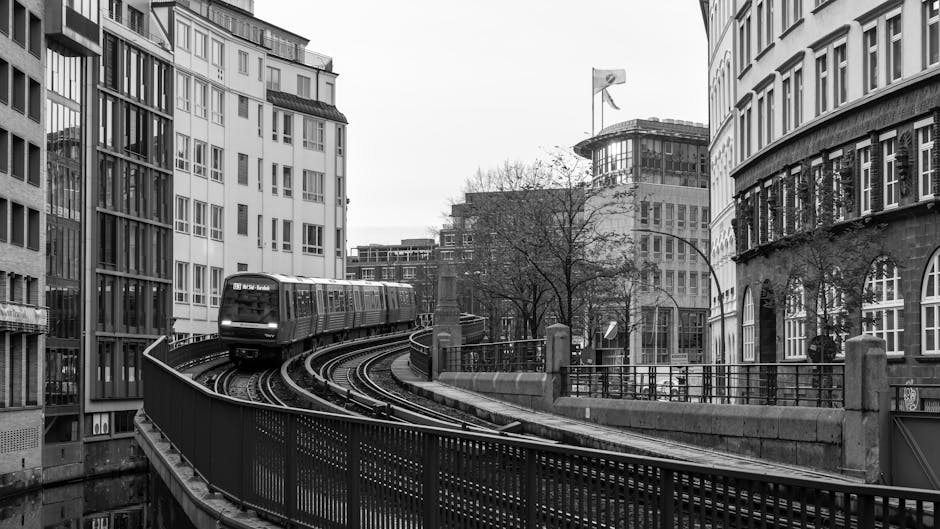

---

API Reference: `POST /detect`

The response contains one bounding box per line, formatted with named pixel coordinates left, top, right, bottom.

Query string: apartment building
left=575, top=118, right=712, bottom=365
left=0, top=0, right=45, bottom=493
left=705, top=0, right=738, bottom=364
left=727, top=0, right=940, bottom=378
left=170, top=0, right=348, bottom=338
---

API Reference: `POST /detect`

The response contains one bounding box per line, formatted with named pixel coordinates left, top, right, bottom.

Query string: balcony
left=0, top=300, right=48, bottom=334
left=45, top=0, right=101, bottom=56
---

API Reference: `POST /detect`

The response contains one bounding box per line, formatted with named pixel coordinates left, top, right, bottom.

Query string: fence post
left=843, top=334, right=887, bottom=483
left=659, top=468, right=675, bottom=529
left=545, top=324, right=570, bottom=404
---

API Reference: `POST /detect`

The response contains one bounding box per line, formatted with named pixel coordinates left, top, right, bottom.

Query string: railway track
left=212, top=366, right=287, bottom=406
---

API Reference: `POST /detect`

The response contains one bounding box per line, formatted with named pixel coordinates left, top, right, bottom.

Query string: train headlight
left=221, top=320, right=232, bottom=326
left=267, top=322, right=279, bottom=329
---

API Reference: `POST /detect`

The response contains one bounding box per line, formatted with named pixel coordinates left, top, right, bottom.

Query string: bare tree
left=457, top=151, right=638, bottom=332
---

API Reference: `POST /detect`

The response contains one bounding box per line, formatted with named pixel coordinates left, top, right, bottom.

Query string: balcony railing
left=562, top=362, right=845, bottom=407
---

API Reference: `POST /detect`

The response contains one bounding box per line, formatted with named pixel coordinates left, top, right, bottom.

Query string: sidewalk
left=391, top=355, right=861, bottom=484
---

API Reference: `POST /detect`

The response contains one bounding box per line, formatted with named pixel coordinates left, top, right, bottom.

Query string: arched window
left=784, top=280, right=806, bottom=359
left=863, top=257, right=904, bottom=355
left=924, top=248, right=940, bottom=355
left=818, top=282, right=847, bottom=356
left=742, top=287, right=755, bottom=362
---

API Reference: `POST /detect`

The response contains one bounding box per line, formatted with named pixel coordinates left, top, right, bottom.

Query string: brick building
left=727, top=0, right=940, bottom=379
left=0, top=0, right=46, bottom=493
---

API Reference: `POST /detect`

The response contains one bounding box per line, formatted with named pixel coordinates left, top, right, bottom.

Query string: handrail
left=143, top=336, right=940, bottom=528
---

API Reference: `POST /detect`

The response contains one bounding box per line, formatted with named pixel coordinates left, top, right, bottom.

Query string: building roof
left=266, top=90, right=348, bottom=124
left=573, top=118, right=708, bottom=158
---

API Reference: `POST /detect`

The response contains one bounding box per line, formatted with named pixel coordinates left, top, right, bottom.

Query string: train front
left=218, top=274, right=284, bottom=362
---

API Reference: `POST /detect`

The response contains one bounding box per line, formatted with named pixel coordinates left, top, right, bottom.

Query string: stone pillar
left=433, top=332, right=451, bottom=378
left=431, top=263, right=461, bottom=377
left=843, top=334, right=888, bottom=483
left=545, top=324, right=571, bottom=401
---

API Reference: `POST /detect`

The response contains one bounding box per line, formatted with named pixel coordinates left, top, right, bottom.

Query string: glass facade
left=93, top=31, right=173, bottom=401
left=593, top=135, right=709, bottom=188
left=45, top=45, right=83, bottom=415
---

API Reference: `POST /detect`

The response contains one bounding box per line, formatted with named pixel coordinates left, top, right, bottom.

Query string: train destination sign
left=231, top=281, right=274, bottom=291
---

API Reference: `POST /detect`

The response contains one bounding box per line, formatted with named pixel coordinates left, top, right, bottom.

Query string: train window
left=284, top=285, right=292, bottom=319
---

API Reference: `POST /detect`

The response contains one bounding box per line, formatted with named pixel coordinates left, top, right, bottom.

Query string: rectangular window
left=665, top=239, right=674, bottom=260
left=176, top=72, right=190, bottom=111
left=193, top=200, right=207, bottom=237
left=362, top=268, right=375, bottom=280
left=639, top=201, right=649, bottom=225
left=297, top=74, right=311, bottom=98
left=860, top=146, right=872, bottom=214
left=282, top=220, right=292, bottom=251
left=303, top=170, right=325, bottom=202
left=210, top=267, right=223, bottom=306
left=193, top=264, right=206, bottom=305
left=174, top=261, right=189, bottom=303
left=238, top=95, right=248, bottom=118
left=403, top=267, right=416, bottom=280
left=238, top=50, right=249, bottom=75
left=757, top=94, right=765, bottom=149
left=864, top=26, right=879, bottom=92
left=271, top=218, right=278, bottom=250
left=793, top=68, right=803, bottom=128
left=193, top=140, right=207, bottom=178
left=257, top=215, right=263, bottom=247
left=194, top=30, right=207, bottom=58
left=765, top=88, right=774, bottom=144
left=257, top=104, right=263, bottom=137
left=175, top=133, right=190, bottom=171
left=336, top=229, right=343, bottom=257
left=211, top=88, right=224, bottom=125
left=237, top=204, right=248, bottom=235
left=337, top=125, right=345, bottom=156
left=677, top=204, right=687, bottom=229
left=231, top=152, right=245, bottom=185
left=283, top=113, right=293, bottom=144
left=920, top=126, right=935, bottom=200
left=271, top=163, right=279, bottom=195
left=927, top=0, right=940, bottom=67
left=272, top=109, right=279, bottom=141
left=193, top=79, right=207, bottom=119
left=886, top=14, right=902, bottom=84
left=336, top=176, right=345, bottom=206
left=283, top=166, right=293, bottom=198
left=210, top=205, right=223, bottom=240
left=176, top=20, right=190, bottom=51
left=884, top=137, right=898, bottom=208
left=303, top=223, right=324, bottom=254
left=815, top=53, right=828, bottom=116
left=782, top=76, right=791, bottom=134
left=211, top=145, right=224, bottom=182
left=211, top=39, right=224, bottom=68
left=303, top=117, right=325, bottom=150
left=266, top=66, right=281, bottom=91
left=834, top=43, right=847, bottom=107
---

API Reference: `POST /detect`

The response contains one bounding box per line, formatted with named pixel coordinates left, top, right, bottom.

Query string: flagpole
left=591, top=68, right=595, bottom=136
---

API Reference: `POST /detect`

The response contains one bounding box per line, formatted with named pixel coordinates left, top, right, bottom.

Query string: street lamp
left=632, top=228, right=727, bottom=366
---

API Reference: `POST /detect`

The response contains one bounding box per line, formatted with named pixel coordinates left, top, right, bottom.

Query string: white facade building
left=170, top=0, right=347, bottom=337
left=706, top=0, right=738, bottom=363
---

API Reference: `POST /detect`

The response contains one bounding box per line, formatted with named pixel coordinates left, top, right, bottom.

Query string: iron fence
left=409, top=329, right=432, bottom=379
left=562, top=362, right=845, bottom=407
left=143, top=337, right=939, bottom=529
left=445, top=339, right=546, bottom=373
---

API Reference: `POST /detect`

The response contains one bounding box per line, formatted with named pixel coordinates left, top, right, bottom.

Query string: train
left=218, top=272, right=417, bottom=364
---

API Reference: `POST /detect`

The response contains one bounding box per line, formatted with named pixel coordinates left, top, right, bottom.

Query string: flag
left=602, top=88, right=620, bottom=110
left=593, top=68, right=626, bottom=94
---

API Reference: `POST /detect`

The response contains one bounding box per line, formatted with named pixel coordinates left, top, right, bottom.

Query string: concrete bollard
left=545, top=324, right=571, bottom=402
left=433, top=332, right=451, bottom=378
left=842, top=334, right=887, bottom=483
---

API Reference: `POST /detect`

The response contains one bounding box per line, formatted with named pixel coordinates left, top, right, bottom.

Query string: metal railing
left=143, top=337, right=939, bottom=529
left=563, top=362, right=845, bottom=408
left=409, top=315, right=486, bottom=379
left=445, top=339, right=546, bottom=373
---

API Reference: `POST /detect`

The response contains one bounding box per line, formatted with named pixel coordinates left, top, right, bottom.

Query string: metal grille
left=446, top=339, right=546, bottom=373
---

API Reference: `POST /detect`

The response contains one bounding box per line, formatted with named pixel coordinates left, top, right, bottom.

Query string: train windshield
left=220, top=277, right=279, bottom=324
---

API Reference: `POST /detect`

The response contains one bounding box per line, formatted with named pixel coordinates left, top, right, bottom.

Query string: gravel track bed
left=368, top=354, right=496, bottom=429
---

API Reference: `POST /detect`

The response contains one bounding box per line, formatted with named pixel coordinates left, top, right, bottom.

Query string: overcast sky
left=255, top=1, right=709, bottom=249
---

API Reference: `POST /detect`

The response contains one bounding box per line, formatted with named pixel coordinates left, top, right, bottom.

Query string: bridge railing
left=562, top=362, right=845, bottom=407
left=142, top=336, right=938, bottom=529
left=445, top=339, right=546, bottom=373
left=409, top=315, right=487, bottom=379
